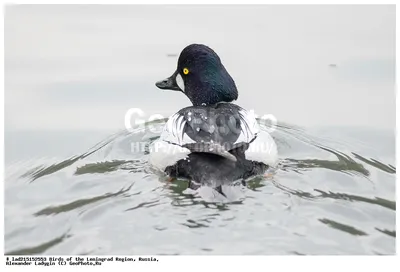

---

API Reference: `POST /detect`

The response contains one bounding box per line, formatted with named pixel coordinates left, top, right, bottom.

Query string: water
left=4, top=5, right=395, bottom=255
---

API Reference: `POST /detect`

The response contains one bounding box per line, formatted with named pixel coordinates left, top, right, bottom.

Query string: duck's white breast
left=148, top=140, right=190, bottom=171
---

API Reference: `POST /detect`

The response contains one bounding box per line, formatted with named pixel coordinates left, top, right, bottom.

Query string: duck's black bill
left=155, top=71, right=180, bottom=91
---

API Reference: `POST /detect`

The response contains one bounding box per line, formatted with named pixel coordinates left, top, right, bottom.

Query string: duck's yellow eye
left=183, top=68, right=189, bottom=75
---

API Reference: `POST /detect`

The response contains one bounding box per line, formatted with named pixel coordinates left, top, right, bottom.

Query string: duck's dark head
left=155, top=44, right=238, bottom=106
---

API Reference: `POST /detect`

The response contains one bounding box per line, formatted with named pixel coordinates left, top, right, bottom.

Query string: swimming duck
left=149, top=44, right=278, bottom=192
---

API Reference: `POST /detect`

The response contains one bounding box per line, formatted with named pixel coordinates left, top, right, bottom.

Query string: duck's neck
left=187, top=84, right=238, bottom=106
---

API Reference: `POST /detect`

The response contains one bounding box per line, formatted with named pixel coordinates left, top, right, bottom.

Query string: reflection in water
left=282, top=156, right=369, bottom=176
left=125, top=200, right=160, bottom=212
left=75, top=160, right=146, bottom=175
left=5, top=232, right=71, bottom=255
left=280, top=140, right=370, bottom=177
left=5, top=121, right=396, bottom=255
left=245, top=176, right=267, bottom=191
left=34, top=184, right=134, bottom=216
left=21, top=131, right=128, bottom=182
left=352, top=152, right=396, bottom=174
left=319, top=218, right=368, bottom=236
left=182, top=219, right=210, bottom=229
left=375, top=228, right=395, bottom=238
left=313, top=189, right=395, bottom=211
left=75, top=160, right=134, bottom=175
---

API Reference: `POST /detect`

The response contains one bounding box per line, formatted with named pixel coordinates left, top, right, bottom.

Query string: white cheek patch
left=176, top=74, right=185, bottom=92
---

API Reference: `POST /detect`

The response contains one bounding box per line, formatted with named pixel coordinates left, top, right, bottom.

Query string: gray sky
left=4, top=5, right=395, bottom=131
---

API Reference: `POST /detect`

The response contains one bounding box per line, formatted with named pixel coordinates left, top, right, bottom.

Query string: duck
left=149, top=44, right=278, bottom=194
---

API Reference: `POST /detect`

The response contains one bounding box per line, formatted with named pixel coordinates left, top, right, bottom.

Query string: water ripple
left=34, top=184, right=134, bottom=216
left=5, top=232, right=71, bottom=255
left=5, top=121, right=396, bottom=255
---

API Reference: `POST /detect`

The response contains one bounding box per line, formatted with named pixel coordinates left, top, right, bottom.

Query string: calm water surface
left=4, top=5, right=396, bottom=255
